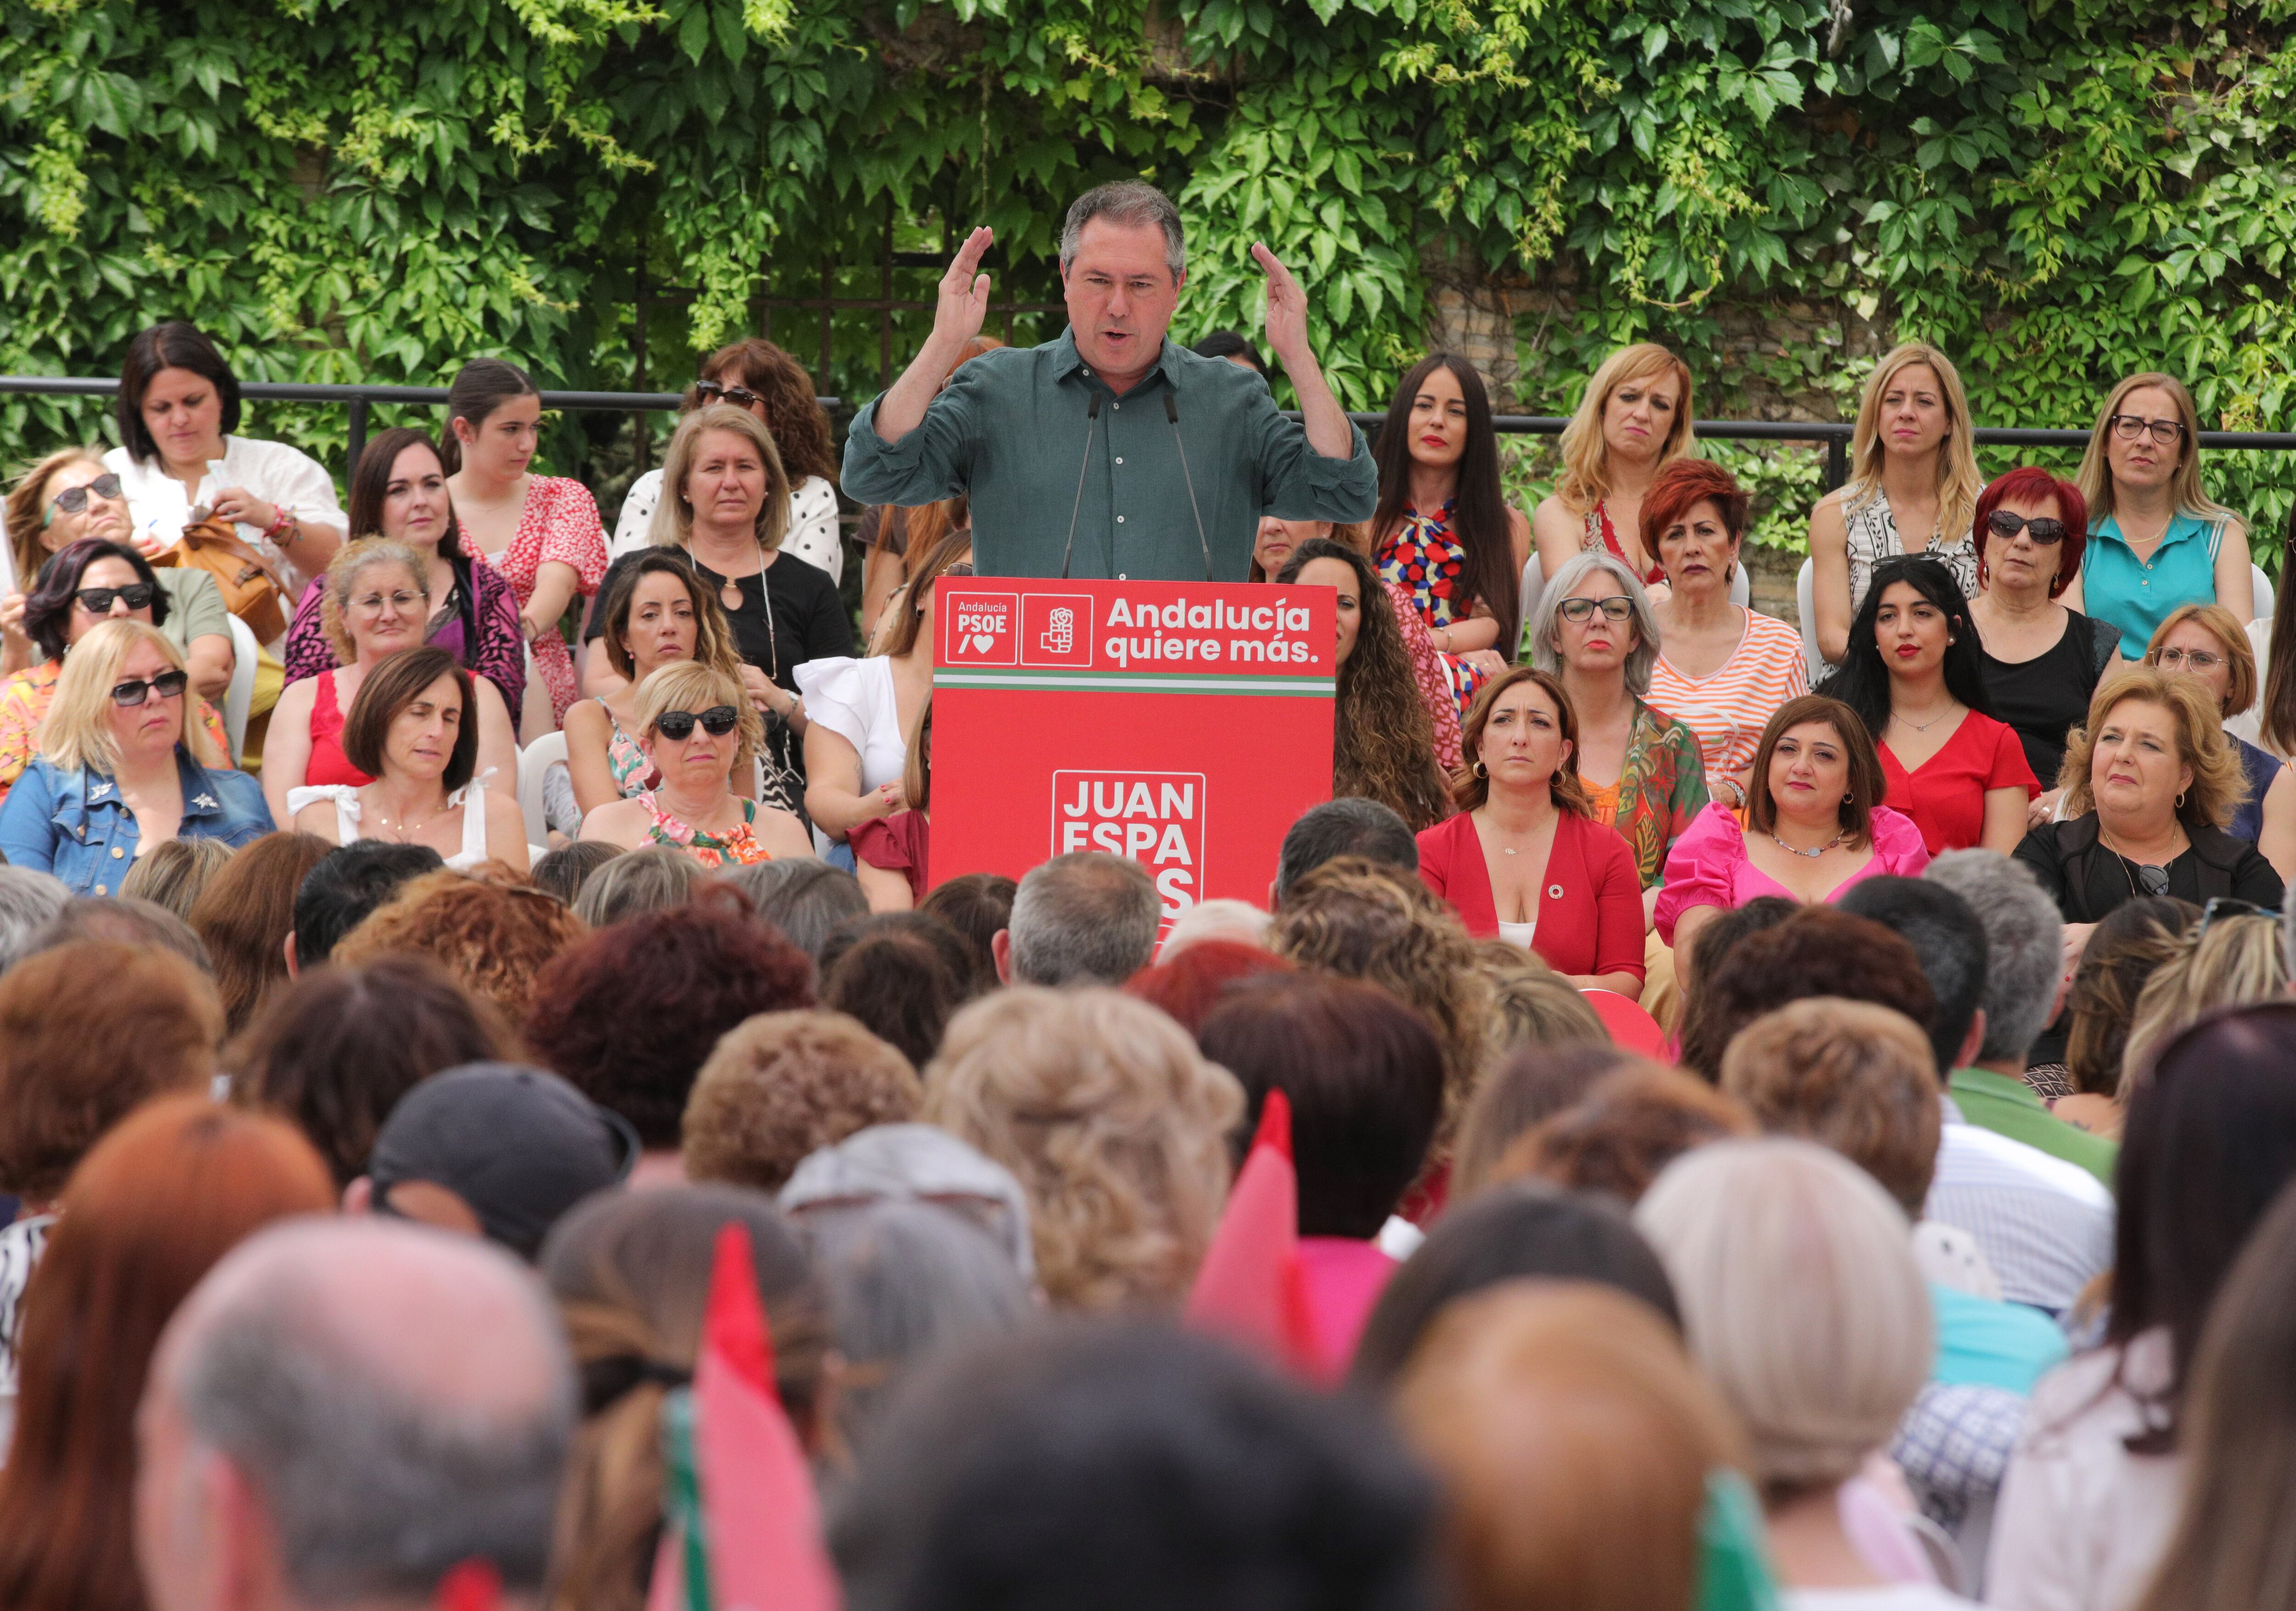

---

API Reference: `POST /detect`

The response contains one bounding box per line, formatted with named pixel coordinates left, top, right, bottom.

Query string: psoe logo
left=944, top=592, right=1018, bottom=665
left=1021, top=593, right=1096, bottom=667
left=1052, top=770, right=1206, bottom=918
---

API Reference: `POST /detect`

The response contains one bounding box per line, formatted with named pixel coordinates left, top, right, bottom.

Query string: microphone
left=1058, top=392, right=1103, bottom=582
left=1165, top=392, right=1216, bottom=584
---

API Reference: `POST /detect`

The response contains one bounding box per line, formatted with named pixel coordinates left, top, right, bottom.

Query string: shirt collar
left=83, top=749, right=222, bottom=817
left=1949, top=1067, right=2048, bottom=1114
left=1051, top=326, right=1177, bottom=393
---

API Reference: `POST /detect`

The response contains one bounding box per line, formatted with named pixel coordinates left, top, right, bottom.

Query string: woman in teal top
left=2064, top=371, right=2252, bottom=655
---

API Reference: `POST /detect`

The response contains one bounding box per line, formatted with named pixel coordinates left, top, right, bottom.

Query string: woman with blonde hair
left=577, top=659, right=810, bottom=865
left=0, top=620, right=269, bottom=892
left=583, top=404, right=852, bottom=796
left=2141, top=601, right=2295, bottom=864
left=1532, top=342, right=1699, bottom=591
left=2066, top=371, right=2251, bottom=651
left=923, top=986, right=1244, bottom=1313
left=2117, top=910, right=2287, bottom=1103
left=1808, top=342, right=1987, bottom=667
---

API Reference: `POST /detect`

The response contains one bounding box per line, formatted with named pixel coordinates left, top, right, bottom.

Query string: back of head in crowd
left=1125, top=939, right=1292, bottom=1036
left=0, top=867, right=70, bottom=977
left=830, top=1321, right=1435, bottom=1611
left=715, top=858, right=870, bottom=961
left=191, top=832, right=335, bottom=1036
left=25, top=894, right=211, bottom=976
left=682, top=1009, right=923, bottom=1195
left=1450, top=1044, right=1669, bottom=1202
left=334, top=864, right=587, bottom=1023
left=1835, top=875, right=1990, bottom=1078
left=570, top=844, right=697, bottom=928
left=137, top=1218, right=576, bottom=1611
left=997, top=851, right=1160, bottom=988
left=290, top=839, right=447, bottom=974
left=1500, top=1066, right=1755, bottom=1205
left=819, top=912, right=975, bottom=1067
left=916, top=872, right=1017, bottom=996
left=529, top=841, right=624, bottom=908
left=119, top=838, right=236, bottom=925
left=1275, top=797, right=1419, bottom=904
left=1677, top=906, right=1935, bottom=1083
left=1922, top=848, right=2064, bottom=1073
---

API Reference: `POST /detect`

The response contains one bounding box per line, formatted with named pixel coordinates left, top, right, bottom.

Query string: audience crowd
left=0, top=317, right=2291, bottom=1611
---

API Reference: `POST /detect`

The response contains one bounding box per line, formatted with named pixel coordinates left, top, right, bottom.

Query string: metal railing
left=8, top=375, right=2296, bottom=491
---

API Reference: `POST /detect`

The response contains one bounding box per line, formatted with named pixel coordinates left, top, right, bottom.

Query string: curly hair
left=2056, top=666, right=2245, bottom=830
left=922, top=987, right=1243, bottom=1313
left=696, top=339, right=838, bottom=486
left=1275, top=539, right=1451, bottom=831
left=523, top=886, right=815, bottom=1148
left=333, top=863, right=588, bottom=1024
left=1269, top=857, right=1494, bottom=1136
left=680, top=1010, right=923, bottom=1193
left=1676, top=907, right=1935, bottom=1084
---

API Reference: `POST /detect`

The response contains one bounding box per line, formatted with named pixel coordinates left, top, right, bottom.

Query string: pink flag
left=1185, top=1089, right=1319, bottom=1377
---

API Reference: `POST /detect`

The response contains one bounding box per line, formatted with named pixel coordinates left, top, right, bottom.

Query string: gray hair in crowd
left=1275, top=797, right=1418, bottom=903
left=1923, top=848, right=2065, bottom=1066
left=573, top=843, right=697, bottom=928
left=1059, top=180, right=1187, bottom=282
left=31, top=893, right=211, bottom=973
left=0, top=867, right=69, bottom=976
left=1007, top=851, right=1159, bottom=987
left=716, top=858, right=869, bottom=960
left=781, top=1121, right=1035, bottom=1280
left=163, top=1221, right=575, bottom=1601
left=1527, top=549, right=1662, bottom=698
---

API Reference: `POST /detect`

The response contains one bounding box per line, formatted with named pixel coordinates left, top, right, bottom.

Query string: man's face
left=1062, top=218, right=1183, bottom=383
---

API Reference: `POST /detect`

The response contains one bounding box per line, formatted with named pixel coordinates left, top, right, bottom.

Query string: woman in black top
left=585, top=406, right=852, bottom=793
left=1967, top=467, right=2122, bottom=808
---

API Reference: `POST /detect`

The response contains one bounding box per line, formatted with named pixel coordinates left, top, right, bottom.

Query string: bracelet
left=261, top=505, right=291, bottom=540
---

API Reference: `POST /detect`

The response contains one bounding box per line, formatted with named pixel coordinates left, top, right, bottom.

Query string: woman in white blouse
left=799, top=530, right=973, bottom=851
left=102, top=321, right=346, bottom=596
left=609, top=339, right=844, bottom=583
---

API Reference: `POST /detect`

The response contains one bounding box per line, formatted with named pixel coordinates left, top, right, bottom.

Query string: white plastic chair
left=222, top=614, right=259, bottom=764
left=1795, top=558, right=1827, bottom=685
left=2254, top=563, right=2273, bottom=626
left=518, top=730, right=566, bottom=848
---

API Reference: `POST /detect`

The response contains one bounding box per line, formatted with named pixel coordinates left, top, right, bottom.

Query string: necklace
left=370, top=792, right=453, bottom=837
left=696, top=542, right=777, bottom=678
left=1891, top=702, right=1959, bottom=733
left=1770, top=828, right=1847, bottom=859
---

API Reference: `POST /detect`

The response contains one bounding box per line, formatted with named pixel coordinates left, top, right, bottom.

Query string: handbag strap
left=180, top=516, right=289, bottom=596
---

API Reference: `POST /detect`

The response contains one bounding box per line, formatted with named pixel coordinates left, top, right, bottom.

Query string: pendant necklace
left=1771, top=829, right=1847, bottom=859
left=1892, top=702, right=1958, bottom=733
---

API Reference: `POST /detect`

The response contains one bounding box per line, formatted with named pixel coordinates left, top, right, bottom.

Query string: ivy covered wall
left=4, top=0, right=2292, bottom=551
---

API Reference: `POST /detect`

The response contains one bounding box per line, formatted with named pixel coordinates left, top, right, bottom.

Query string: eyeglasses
left=75, top=583, right=157, bottom=614
left=946, top=563, right=976, bottom=577
left=109, top=669, right=189, bottom=707
left=352, top=590, right=427, bottom=613
left=695, top=381, right=765, bottom=411
left=654, top=705, right=740, bottom=741
left=47, top=474, right=123, bottom=522
left=2110, top=413, right=2186, bottom=446
left=1985, top=511, right=2068, bottom=545
left=2198, top=895, right=2279, bottom=937
left=1557, top=596, right=1634, bottom=623
left=2154, top=646, right=2225, bottom=672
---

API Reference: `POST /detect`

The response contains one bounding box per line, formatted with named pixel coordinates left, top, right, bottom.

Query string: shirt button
left=1112, top=402, right=1120, bottom=410
left=1117, top=516, right=1125, bottom=524
left=1115, top=457, right=1124, bottom=466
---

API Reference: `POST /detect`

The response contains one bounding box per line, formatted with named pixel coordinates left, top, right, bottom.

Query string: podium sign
left=932, top=578, right=1336, bottom=924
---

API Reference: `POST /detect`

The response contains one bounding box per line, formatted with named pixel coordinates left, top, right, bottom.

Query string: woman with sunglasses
left=288, top=645, right=529, bottom=874
left=1969, top=469, right=2126, bottom=828
left=0, top=540, right=233, bottom=807
left=0, top=619, right=270, bottom=892
left=262, top=539, right=519, bottom=829
left=2142, top=603, right=2296, bottom=872
left=609, top=339, right=845, bottom=584
left=579, top=660, right=812, bottom=865
left=3, top=449, right=237, bottom=702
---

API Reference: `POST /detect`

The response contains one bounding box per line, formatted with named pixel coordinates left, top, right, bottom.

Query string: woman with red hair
left=1967, top=466, right=2125, bottom=820
left=1643, top=459, right=1809, bottom=810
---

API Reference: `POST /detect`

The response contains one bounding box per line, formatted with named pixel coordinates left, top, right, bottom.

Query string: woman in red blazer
left=1417, top=666, right=1649, bottom=999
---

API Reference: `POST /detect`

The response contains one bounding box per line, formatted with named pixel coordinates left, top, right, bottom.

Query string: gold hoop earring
left=1473, top=761, right=1488, bottom=779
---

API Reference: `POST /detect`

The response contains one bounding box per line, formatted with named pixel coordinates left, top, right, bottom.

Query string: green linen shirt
left=841, top=329, right=1379, bottom=581
left=1947, top=1067, right=2118, bottom=1189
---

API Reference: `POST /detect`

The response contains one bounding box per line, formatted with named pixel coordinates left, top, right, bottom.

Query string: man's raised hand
left=1253, top=242, right=1310, bottom=365
left=936, top=227, right=996, bottom=350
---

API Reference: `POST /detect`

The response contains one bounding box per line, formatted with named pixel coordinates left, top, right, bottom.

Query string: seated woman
left=280, top=427, right=526, bottom=726
left=262, top=538, right=518, bottom=828
left=580, top=660, right=813, bottom=866
left=1643, top=459, right=1809, bottom=809
left=566, top=550, right=754, bottom=815
left=1819, top=555, right=2037, bottom=855
left=1530, top=342, right=1698, bottom=591
left=0, top=539, right=232, bottom=805
left=1525, top=548, right=1708, bottom=888
left=2143, top=602, right=2296, bottom=871
left=1966, top=466, right=2123, bottom=822
left=289, top=645, right=529, bottom=875
left=0, top=620, right=270, bottom=892
left=2228, top=503, right=2296, bottom=758
left=1655, top=694, right=1932, bottom=958
left=1416, top=667, right=1645, bottom=1000
left=852, top=702, right=931, bottom=911
left=2014, top=667, right=2281, bottom=949
left=801, top=529, right=974, bottom=854
left=1277, top=539, right=1454, bottom=833
left=3, top=448, right=236, bottom=702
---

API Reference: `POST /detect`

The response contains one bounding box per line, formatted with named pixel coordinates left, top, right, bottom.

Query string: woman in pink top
left=1657, top=693, right=1931, bottom=954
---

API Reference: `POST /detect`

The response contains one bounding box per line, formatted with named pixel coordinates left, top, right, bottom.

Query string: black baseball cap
left=367, top=1063, right=640, bottom=1260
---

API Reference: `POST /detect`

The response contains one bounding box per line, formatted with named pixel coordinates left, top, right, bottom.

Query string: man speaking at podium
left=842, top=181, right=1376, bottom=581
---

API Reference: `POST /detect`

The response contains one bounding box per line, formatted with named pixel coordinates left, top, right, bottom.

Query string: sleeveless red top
left=306, top=670, right=375, bottom=789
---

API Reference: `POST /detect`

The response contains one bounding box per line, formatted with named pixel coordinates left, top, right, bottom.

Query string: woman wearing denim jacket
left=0, top=620, right=270, bottom=894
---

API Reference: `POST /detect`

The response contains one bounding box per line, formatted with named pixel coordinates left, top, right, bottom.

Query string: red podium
left=931, top=578, right=1336, bottom=925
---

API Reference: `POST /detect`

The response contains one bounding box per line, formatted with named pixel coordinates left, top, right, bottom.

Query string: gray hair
left=780, top=1121, right=1035, bottom=1279
left=0, top=868, right=69, bottom=977
left=1007, top=852, right=1159, bottom=987
left=573, top=843, right=697, bottom=928
left=1922, top=849, right=2065, bottom=1065
left=714, top=857, right=867, bottom=960
left=31, top=894, right=212, bottom=974
left=173, top=1233, right=575, bottom=1602
left=1529, top=548, right=1662, bottom=698
left=1059, top=181, right=1186, bottom=283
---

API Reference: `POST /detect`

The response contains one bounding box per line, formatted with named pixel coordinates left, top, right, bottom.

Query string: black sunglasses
left=76, top=583, right=157, bottom=614
left=110, top=669, right=189, bottom=707
left=695, top=381, right=765, bottom=411
left=49, top=474, right=123, bottom=518
left=1986, top=511, right=2068, bottom=545
left=654, top=705, right=740, bottom=741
